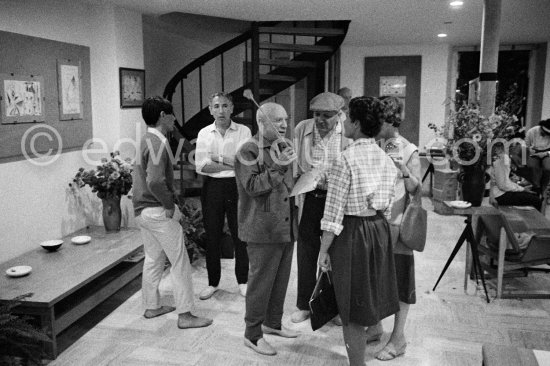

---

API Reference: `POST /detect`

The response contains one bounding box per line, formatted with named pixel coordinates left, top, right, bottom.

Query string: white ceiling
left=85, top=0, right=550, bottom=46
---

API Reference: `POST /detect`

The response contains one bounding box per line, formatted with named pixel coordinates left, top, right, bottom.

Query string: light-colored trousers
left=136, top=206, right=194, bottom=314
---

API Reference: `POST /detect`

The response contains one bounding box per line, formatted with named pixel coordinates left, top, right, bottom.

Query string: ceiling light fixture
left=450, top=1, right=464, bottom=7
left=437, top=33, right=448, bottom=38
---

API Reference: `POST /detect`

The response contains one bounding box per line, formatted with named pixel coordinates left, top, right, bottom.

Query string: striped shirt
left=320, top=138, right=398, bottom=235
left=311, top=121, right=342, bottom=190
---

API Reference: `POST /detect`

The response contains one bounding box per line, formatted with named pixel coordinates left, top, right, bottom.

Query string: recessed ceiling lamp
left=450, top=1, right=464, bottom=8
left=438, top=33, right=448, bottom=38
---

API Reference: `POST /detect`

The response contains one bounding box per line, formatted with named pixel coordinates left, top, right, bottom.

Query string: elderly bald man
left=234, top=102, right=299, bottom=356
left=291, top=92, right=351, bottom=325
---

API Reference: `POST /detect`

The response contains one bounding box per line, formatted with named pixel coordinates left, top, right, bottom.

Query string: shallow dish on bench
left=40, top=239, right=64, bottom=252
left=71, top=235, right=91, bottom=245
left=448, top=200, right=472, bottom=209
left=6, top=265, right=32, bottom=278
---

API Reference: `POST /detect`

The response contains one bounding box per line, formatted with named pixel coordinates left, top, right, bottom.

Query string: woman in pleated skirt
left=318, top=96, right=400, bottom=366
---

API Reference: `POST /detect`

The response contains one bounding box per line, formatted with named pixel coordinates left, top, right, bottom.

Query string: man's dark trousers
left=296, top=191, right=326, bottom=310
left=201, top=176, right=248, bottom=286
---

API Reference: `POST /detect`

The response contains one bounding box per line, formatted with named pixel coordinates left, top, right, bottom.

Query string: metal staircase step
left=259, top=74, right=297, bottom=82
left=259, top=58, right=316, bottom=68
left=259, top=26, right=345, bottom=37
left=259, top=42, right=333, bottom=53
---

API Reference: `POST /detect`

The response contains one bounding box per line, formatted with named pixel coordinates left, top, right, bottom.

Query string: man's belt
left=307, top=189, right=328, bottom=199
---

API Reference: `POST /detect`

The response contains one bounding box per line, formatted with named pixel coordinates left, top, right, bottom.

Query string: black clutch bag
left=309, top=270, right=339, bottom=331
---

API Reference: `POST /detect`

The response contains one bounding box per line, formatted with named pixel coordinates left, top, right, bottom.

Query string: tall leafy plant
left=0, top=293, right=50, bottom=366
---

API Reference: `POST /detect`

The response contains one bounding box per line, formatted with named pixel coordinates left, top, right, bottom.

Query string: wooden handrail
left=163, top=30, right=253, bottom=99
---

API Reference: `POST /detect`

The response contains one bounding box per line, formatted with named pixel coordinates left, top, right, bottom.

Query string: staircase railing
left=163, top=30, right=254, bottom=140
left=163, top=20, right=350, bottom=197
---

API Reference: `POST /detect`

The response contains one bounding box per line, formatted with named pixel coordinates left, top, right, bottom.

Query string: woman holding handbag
left=318, top=97, right=400, bottom=366
left=365, top=96, right=422, bottom=361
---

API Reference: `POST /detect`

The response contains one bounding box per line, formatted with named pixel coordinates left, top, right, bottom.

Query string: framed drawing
left=119, top=68, right=145, bottom=108
left=0, top=73, right=45, bottom=124
left=57, top=59, right=83, bottom=120
left=379, top=76, right=407, bottom=97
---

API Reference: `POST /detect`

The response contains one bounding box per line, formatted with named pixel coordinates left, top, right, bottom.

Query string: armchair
left=476, top=207, right=550, bottom=299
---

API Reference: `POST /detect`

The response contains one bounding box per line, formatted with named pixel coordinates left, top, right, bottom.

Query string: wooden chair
left=476, top=208, right=550, bottom=299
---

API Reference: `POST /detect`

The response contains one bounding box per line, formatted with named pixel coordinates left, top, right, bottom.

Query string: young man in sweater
left=132, top=96, right=212, bottom=329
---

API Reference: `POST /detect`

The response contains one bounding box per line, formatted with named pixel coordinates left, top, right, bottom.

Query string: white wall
left=543, top=42, right=550, bottom=119
left=143, top=18, right=242, bottom=123
left=340, top=43, right=451, bottom=150
left=0, top=0, right=142, bottom=261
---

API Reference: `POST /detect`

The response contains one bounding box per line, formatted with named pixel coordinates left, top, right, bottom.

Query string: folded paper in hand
left=290, top=169, right=322, bottom=197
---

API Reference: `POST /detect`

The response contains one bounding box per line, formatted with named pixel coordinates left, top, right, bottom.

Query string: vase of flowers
left=71, top=151, right=133, bottom=232
left=429, top=102, right=520, bottom=206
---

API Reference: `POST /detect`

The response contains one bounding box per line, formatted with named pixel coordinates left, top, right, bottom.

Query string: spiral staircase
left=162, top=20, right=350, bottom=196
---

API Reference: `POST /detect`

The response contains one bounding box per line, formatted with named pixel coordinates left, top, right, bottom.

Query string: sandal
left=366, top=331, right=383, bottom=344
left=375, top=342, right=407, bottom=361
left=365, top=325, right=383, bottom=344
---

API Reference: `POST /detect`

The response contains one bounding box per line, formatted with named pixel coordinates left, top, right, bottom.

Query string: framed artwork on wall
left=119, top=68, right=145, bottom=108
left=379, top=75, right=407, bottom=121
left=379, top=76, right=407, bottom=97
left=57, top=59, right=83, bottom=120
left=0, top=74, right=45, bottom=124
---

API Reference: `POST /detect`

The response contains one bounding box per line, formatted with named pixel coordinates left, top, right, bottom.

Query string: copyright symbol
left=21, top=124, right=63, bottom=166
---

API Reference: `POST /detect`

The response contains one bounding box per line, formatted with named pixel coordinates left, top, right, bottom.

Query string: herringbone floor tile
left=50, top=198, right=550, bottom=365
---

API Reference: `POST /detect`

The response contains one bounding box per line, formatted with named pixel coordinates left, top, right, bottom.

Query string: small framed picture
left=379, top=76, right=407, bottom=97
left=57, top=59, right=83, bottom=120
left=119, top=68, right=145, bottom=108
left=0, top=73, right=45, bottom=124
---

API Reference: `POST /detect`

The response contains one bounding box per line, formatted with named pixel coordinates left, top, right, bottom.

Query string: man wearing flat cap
left=525, top=118, right=550, bottom=194
left=291, top=92, right=351, bottom=324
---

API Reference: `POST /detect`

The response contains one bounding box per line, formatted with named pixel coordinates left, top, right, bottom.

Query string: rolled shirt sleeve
left=320, top=156, right=350, bottom=236
left=195, top=128, right=213, bottom=174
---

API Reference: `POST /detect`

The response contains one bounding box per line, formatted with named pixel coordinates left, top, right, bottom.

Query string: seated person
left=525, top=119, right=550, bottom=194
left=490, top=142, right=541, bottom=211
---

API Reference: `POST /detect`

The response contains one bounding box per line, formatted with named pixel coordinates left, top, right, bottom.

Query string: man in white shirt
left=525, top=118, right=550, bottom=194
left=195, top=92, right=251, bottom=300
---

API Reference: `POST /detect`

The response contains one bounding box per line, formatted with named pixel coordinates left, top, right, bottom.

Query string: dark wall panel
left=364, top=56, right=422, bottom=145
left=0, top=30, right=92, bottom=162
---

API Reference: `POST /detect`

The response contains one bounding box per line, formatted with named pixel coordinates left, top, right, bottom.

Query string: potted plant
left=429, top=102, right=520, bottom=205
left=0, top=293, right=50, bottom=365
left=178, top=200, right=206, bottom=263
left=70, top=151, right=133, bottom=232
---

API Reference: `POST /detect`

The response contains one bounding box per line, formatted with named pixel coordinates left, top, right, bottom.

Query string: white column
left=479, top=0, right=502, bottom=117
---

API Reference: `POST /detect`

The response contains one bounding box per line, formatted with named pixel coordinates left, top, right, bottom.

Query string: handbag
left=399, top=186, right=428, bottom=252
left=309, top=270, right=339, bottom=331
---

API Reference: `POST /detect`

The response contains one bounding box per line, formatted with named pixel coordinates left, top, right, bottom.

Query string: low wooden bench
left=0, top=226, right=143, bottom=359
left=483, top=343, right=550, bottom=366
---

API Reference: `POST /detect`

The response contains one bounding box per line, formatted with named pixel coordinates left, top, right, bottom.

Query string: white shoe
left=199, top=286, right=218, bottom=300
left=290, top=309, right=310, bottom=323
left=238, top=284, right=247, bottom=297
left=244, top=337, right=276, bottom=356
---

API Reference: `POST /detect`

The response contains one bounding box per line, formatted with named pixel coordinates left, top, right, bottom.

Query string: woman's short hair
left=538, top=118, right=550, bottom=131
left=141, top=96, right=173, bottom=126
left=349, top=96, right=385, bottom=138
left=379, top=96, right=403, bottom=127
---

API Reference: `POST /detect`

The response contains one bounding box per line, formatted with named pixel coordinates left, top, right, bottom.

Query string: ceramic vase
left=459, top=165, right=488, bottom=207
left=102, top=196, right=122, bottom=232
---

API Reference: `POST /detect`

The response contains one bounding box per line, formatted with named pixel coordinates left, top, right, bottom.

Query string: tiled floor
left=50, top=198, right=550, bottom=366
